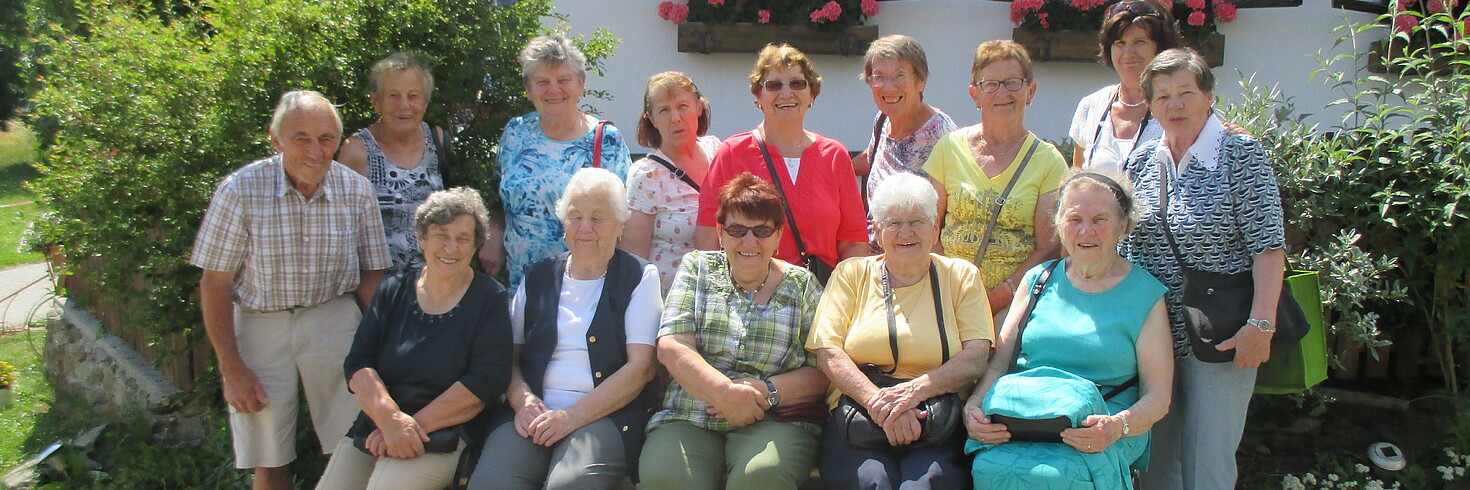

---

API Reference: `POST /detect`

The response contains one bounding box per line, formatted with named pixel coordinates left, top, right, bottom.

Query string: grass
left=0, top=329, right=79, bottom=472
left=0, top=123, right=45, bottom=269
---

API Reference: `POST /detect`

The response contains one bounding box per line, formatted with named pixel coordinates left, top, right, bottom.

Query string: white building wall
left=550, top=0, right=1383, bottom=152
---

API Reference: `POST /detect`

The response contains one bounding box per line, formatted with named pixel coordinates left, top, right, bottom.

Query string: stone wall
left=45, top=299, right=206, bottom=442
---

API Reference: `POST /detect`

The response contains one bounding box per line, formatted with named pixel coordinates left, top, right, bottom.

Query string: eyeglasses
left=1106, top=0, right=1161, bottom=19
left=972, top=78, right=1030, bottom=93
left=761, top=79, right=810, bottom=92
left=880, top=219, right=930, bottom=231
left=865, top=72, right=910, bottom=88
left=722, top=224, right=778, bottom=238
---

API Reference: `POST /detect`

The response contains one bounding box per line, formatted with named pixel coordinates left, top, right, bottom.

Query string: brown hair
left=748, top=43, right=823, bottom=98
left=1141, top=48, right=1214, bottom=101
left=1098, top=0, right=1182, bottom=68
left=717, top=172, right=786, bottom=228
left=970, top=40, right=1035, bottom=85
left=636, top=71, right=711, bottom=148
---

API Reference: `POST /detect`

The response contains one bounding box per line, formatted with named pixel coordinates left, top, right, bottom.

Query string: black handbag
left=833, top=262, right=963, bottom=449
left=755, top=133, right=834, bottom=285
left=1157, top=161, right=1310, bottom=363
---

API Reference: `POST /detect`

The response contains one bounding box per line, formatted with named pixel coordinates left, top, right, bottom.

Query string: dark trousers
left=818, top=409, right=971, bottom=490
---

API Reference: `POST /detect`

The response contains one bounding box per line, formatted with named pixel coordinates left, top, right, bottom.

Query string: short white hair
left=870, top=173, right=938, bottom=223
left=520, top=34, right=588, bottom=88
left=269, top=90, right=342, bottom=137
left=555, top=167, right=630, bottom=223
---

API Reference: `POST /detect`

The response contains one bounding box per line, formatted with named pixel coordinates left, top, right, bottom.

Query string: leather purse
left=832, top=262, right=963, bottom=449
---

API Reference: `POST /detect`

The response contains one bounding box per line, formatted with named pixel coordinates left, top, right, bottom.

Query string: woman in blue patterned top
left=487, top=34, right=633, bottom=288
left=1122, top=48, right=1288, bottom=490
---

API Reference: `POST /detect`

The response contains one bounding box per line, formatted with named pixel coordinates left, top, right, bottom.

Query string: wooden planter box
left=677, top=22, right=879, bottom=56
left=1367, top=38, right=1466, bottom=75
left=1013, top=28, right=1226, bottom=67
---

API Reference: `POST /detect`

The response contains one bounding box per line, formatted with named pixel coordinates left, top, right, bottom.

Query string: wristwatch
left=1247, top=318, right=1276, bottom=333
left=763, top=379, right=781, bottom=407
left=1118, top=414, right=1131, bottom=437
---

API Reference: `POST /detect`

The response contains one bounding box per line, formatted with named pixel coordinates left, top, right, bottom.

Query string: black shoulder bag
left=755, top=133, right=833, bottom=284
left=973, top=137, right=1042, bottom=268
left=834, top=262, right=964, bottom=449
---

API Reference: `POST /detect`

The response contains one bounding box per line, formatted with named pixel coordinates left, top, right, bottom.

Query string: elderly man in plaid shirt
left=191, top=90, right=391, bottom=490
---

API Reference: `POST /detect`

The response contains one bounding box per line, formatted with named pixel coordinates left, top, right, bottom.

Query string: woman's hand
left=364, top=429, right=387, bottom=457
left=527, top=409, right=582, bottom=447
left=706, top=380, right=768, bottom=427
left=986, top=284, right=1014, bottom=314
left=1061, top=414, right=1124, bottom=454
left=380, top=411, right=430, bottom=459
left=965, top=404, right=1011, bottom=444
left=884, top=409, right=925, bottom=446
left=513, top=395, right=549, bottom=438
left=1217, top=323, right=1273, bottom=369
left=865, top=380, right=924, bottom=428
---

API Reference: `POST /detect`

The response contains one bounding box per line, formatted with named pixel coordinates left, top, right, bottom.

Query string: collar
left=1186, top=114, right=1226, bottom=171
left=271, top=154, right=335, bottom=201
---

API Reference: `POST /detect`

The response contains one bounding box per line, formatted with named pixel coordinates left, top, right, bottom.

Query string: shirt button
left=621, top=426, right=629, bottom=432
left=304, top=237, right=310, bottom=242
left=594, top=372, right=603, bottom=379
left=588, top=336, right=597, bottom=343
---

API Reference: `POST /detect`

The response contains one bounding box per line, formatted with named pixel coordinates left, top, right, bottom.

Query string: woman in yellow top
left=807, top=173, right=994, bottom=489
left=923, top=40, right=1067, bottom=315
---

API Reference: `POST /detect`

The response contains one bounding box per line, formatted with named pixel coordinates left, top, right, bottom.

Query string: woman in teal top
left=963, top=171, right=1174, bottom=489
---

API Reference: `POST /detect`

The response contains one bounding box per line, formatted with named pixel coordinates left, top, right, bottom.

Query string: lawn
left=0, top=329, right=78, bottom=472
left=0, top=123, right=44, bottom=269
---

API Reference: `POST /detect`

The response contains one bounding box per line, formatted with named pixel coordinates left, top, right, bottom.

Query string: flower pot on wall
left=677, top=22, right=879, bottom=56
left=1012, top=28, right=1226, bottom=67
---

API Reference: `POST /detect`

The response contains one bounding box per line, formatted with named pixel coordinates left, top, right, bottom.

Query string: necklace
left=978, top=132, right=1026, bottom=157
left=564, top=254, right=607, bottom=280
left=733, top=263, right=773, bottom=301
left=1116, top=87, right=1147, bottom=108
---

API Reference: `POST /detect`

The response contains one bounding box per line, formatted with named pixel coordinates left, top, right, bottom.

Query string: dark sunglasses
left=761, top=79, right=810, bottom=92
left=723, top=224, right=778, bottom=238
left=1106, top=0, right=1161, bottom=18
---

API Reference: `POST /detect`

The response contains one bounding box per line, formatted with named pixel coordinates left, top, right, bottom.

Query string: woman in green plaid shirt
left=638, top=173, right=830, bottom=489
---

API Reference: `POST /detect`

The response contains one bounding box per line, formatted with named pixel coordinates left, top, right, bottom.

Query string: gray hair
left=415, top=187, right=490, bottom=249
left=555, top=167, right=630, bottom=223
left=519, top=34, right=587, bottom=88
left=870, top=173, right=939, bottom=224
left=269, top=90, right=342, bottom=137
left=1141, top=48, right=1215, bottom=102
left=861, top=34, right=930, bottom=84
left=1053, top=169, right=1139, bottom=234
left=369, top=52, right=435, bottom=98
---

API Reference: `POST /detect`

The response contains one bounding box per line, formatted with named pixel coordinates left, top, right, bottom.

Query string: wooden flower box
left=677, top=22, right=879, bottom=56
left=1367, top=38, right=1466, bottom=75
left=1012, top=28, right=1226, bottom=67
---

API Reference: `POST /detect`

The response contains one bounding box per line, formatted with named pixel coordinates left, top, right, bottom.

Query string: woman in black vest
left=469, top=168, right=663, bottom=489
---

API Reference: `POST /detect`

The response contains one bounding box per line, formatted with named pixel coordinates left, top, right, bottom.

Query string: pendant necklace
left=734, top=264, right=773, bottom=301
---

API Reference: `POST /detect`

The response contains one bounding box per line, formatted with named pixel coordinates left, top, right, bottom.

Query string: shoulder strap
left=754, top=133, right=812, bottom=262
left=645, top=154, right=700, bottom=191
left=1006, top=259, right=1062, bottom=374
left=880, top=261, right=952, bottom=375
left=930, top=262, right=950, bottom=364
left=591, top=120, right=610, bottom=168
left=433, top=125, right=453, bottom=185
left=1157, top=157, right=1186, bottom=264
left=974, top=136, right=1042, bottom=266
left=871, top=113, right=888, bottom=157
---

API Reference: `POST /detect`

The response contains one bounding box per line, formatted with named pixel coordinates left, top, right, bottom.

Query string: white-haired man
left=191, top=90, right=390, bottom=489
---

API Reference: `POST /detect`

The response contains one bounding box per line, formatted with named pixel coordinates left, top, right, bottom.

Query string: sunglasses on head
left=761, top=79, right=810, bottom=92
left=723, top=224, right=778, bottom=238
left=1106, top=0, right=1161, bottom=18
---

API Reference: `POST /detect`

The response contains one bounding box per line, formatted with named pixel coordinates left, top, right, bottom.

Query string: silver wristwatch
left=1247, top=318, right=1276, bottom=333
left=763, top=379, right=781, bottom=407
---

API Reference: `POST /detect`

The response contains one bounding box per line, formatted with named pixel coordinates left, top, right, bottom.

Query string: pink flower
left=1010, top=1, right=1027, bottom=24
left=825, top=1, right=843, bottom=19
left=1393, top=12, right=1417, bottom=33
left=811, top=7, right=827, bottom=22
left=1187, top=10, right=1206, bottom=26
left=1070, top=0, right=1105, bottom=10
left=1213, top=1, right=1238, bottom=22
left=1427, top=0, right=1450, bottom=13
left=669, top=2, right=690, bottom=23
left=1039, top=12, right=1051, bottom=28
left=658, top=1, right=674, bottom=21
left=1187, top=0, right=1207, bottom=9
left=862, top=0, right=880, bottom=16
left=758, top=9, right=771, bottom=23
left=708, top=0, right=724, bottom=6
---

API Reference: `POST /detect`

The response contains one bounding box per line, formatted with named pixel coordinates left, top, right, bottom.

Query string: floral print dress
left=626, top=135, right=719, bottom=292
left=358, top=122, right=443, bottom=278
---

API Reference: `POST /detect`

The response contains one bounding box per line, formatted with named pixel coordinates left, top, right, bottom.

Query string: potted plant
left=1369, top=0, right=1468, bottom=74
left=1008, top=0, right=1238, bottom=66
left=0, top=361, right=16, bottom=409
left=658, top=0, right=882, bottom=55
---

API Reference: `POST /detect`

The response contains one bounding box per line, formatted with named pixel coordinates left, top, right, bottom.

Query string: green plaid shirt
left=647, top=250, right=823, bottom=435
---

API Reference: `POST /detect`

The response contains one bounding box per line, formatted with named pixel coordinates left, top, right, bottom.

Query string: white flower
left=1282, top=475, right=1307, bottom=490
left=1342, top=481, right=1360, bottom=488
left=1456, top=466, right=1465, bottom=477
left=1328, top=473, right=1341, bottom=482
left=1304, top=473, right=1318, bottom=485
left=1355, top=464, right=1371, bottom=474
left=1365, top=480, right=1386, bottom=490
left=1440, top=466, right=1456, bottom=481
left=1447, top=447, right=1459, bottom=460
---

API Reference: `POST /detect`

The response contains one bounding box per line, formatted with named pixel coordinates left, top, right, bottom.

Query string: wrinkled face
left=874, top=206, right=938, bottom=262
left=371, top=69, right=430, bottom=130
left=719, top=212, right=782, bottom=272
left=1057, top=188, right=1127, bottom=260
left=562, top=192, right=623, bottom=258
left=756, top=65, right=814, bottom=125
left=648, top=86, right=703, bottom=150
left=1111, top=25, right=1160, bottom=84
left=419, top=214, right=476, bottom=276
left=269, top=105, right=342, bottom=194
left=969, top=59, right=1036, bottom=123
left=1148, top=70, right=1213, bottom=138
left=527, top=62, right=586, bottom=119
left=867, top=58, right=926, bottom=118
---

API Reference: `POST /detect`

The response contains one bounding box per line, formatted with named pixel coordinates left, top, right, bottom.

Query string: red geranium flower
left=1187, top=10, right=1206, bottom=25
left=709, top=0, right=724, bottom=6
left=1393, top=12, right=1418, bottom=34
left=1039, top=12, right=1051, bottom=28
left=758, top=9, right=771, bottom=23
left=1213, top=0, right=1238, bottom=22
left=862, top=0, right=880, bottom=16
left=1187, top=0, right=1207, bottom=10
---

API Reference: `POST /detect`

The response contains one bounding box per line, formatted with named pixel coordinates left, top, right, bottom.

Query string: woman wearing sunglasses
left=1069, top=0, right=1180, bottom=172
left=640, top=173, right=828, bottom=489
left=923, top=41, right=1068, bottom=320
left=696, top=43, right=869, bottom=285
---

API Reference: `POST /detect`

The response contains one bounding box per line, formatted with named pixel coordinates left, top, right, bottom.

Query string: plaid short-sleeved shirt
left=647, top=250, right=822, bottom=435
left=190, top=155, right=391, bottom=312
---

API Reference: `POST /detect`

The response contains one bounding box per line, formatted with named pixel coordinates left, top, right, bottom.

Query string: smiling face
left=719, top=211, right=782, bottom=274
left=874, top=206, right=938, bottom=263
left=371, top=69, right=430, bottom=131
left=562, top=192, right=623, bottom=259
left=756, top=64, right=814, bottom=125
left=419, top=213, right=476, bottom=276
left=526, top=62, right=586, bottom=119
left=648, top=86, right=703, bottom=151
left=1057, top=188, right=1128, bottom=261
left=969, top=59, right=1036, bottom=124
left=867, top=58, right=926, bottom=118
left=270, top=105, right=342, bottom=195
left=1147, top=70, right=1213, bottom=140
left=1111, top=25, right=1160, bottom=85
